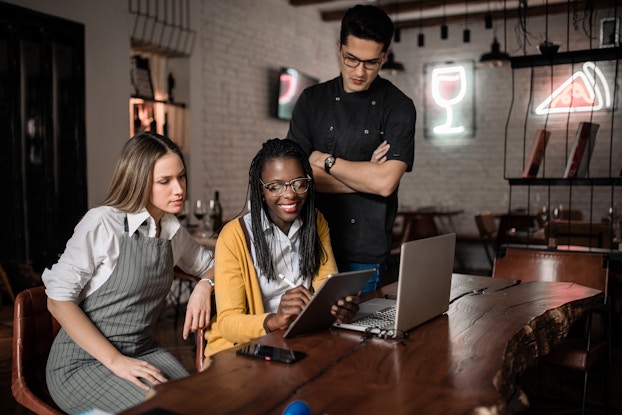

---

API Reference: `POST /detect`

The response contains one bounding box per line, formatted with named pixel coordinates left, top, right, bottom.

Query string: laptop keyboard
left=351, top=304, right=396, bottom=328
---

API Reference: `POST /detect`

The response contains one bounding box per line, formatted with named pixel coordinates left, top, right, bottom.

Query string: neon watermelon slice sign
left=535, top=62, right=612, bottom=115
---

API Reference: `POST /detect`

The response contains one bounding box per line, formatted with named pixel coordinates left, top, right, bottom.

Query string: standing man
left=287, top=4, right=416, bottom=293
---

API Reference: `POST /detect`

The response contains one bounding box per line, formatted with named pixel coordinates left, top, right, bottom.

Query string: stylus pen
left=278, top=273, right=297, bottom=288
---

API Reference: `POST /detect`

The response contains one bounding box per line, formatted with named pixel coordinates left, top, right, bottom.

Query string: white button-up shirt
left=43, top=206, right=213, bottom=303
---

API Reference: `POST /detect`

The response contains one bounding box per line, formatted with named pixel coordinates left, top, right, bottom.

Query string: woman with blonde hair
left=43, top=132, right=214, bottom=414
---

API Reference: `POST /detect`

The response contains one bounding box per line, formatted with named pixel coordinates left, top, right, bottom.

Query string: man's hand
left=331, top=294, right=361, bottom=324
left=370, top=140, right=390, bottom=163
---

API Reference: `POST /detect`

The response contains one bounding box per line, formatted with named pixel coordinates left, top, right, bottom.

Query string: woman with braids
left=204, top=138, right=359, bottom=359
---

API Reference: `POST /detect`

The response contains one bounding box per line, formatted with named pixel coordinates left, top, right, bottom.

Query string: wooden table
left=121, top=274, right=603, bottom=415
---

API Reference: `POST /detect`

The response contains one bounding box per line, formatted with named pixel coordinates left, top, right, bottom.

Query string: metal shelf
left=510, top=47, right=622, bottom=68
left=508, top=178, right=622, bottom=187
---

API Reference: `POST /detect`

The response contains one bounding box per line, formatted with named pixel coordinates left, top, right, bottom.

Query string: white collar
left=260, top=208, right=302, bottom=238
left=126, top=209, right=180, bottom=239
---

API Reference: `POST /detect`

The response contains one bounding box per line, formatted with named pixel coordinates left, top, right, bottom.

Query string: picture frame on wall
left=600, top=17, right=620, bottom=48
left=130, top=55, right=154, bottom=99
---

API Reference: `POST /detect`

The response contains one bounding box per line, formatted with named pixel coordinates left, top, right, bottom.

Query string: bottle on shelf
left=208, top=191, right=223, bottom=233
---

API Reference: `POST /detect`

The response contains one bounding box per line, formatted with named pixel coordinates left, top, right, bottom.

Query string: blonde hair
left=102, top=132, right=185, bottom=212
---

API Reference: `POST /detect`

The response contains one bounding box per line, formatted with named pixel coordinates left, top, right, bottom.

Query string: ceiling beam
left=319, top=0, right=491, bottom=21
left=290, top=0, right=615, bottom=30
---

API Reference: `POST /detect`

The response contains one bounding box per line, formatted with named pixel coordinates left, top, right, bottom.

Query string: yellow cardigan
left=204, top=210, right=338, bottom=357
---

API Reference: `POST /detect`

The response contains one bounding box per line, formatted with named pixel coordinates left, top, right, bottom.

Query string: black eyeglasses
left=362, top=327, right=409, bottom=341
left=260, top=176, right=312, bottom=197
left=342, top=53, right=384, bottom=71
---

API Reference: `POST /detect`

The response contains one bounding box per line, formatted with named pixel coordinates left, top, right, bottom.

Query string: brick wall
left=189, top=1, right=621, bottom=237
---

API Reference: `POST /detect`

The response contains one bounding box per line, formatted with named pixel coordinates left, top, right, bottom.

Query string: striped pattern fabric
left=47, top=230, right=188, bottom=414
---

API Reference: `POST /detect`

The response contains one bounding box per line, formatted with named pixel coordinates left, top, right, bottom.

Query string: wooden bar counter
left=121, top=274, right=603, bottom=415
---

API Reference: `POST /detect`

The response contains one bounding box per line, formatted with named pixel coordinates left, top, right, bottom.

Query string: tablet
left=283, top=269, right=375, bottom=339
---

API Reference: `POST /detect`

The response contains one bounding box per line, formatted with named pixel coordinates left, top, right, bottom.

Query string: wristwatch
left=324, top=155, right=336, bottom=174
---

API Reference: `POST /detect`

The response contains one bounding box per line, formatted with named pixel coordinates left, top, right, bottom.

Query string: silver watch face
left=325, top=156, right=335, bottom=168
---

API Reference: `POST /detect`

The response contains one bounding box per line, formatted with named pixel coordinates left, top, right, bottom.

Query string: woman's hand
left=47, top=299, right=167, bottom=391
left=370, top=140, right=390, bottom=164
left=331, top=294, right=361, bottom=324
left=268, top=286, right=313, bottom=332
left=183, top=277, right=213, bottom=339
left=108, top=355, right=169, bottom=391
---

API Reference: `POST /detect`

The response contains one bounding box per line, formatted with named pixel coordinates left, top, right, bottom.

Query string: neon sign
left=535, top=62, right=612, bottom=115
left=423, top=60, right=475, bottom=139
left=431, top=66, right=467, bottom=134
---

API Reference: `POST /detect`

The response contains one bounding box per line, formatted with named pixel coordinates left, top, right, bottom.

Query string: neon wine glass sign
left=431, top=65, right=467, bottom=134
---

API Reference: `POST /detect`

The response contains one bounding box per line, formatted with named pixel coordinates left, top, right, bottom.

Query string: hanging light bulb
left=463, top=0, right=470, bottom=43
left=440, top=1, right=448, bottom=40
left=393, top=0, right=401, bottom=43
left=485, top=0, right=493, bottom=29
left=417, top=0, right=424, bottom=47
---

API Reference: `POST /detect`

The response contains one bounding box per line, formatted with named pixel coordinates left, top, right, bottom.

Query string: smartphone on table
left=236, top=343, right=306, bottom=363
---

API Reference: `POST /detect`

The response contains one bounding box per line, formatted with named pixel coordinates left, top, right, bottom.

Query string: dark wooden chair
left=196, top=327, right=207, bottom=372
left=0, top=264, right=16, bottom=305
left=474, top=212, right=497, bottom=267
left=12, top=286, right=65, bottom=415
left=546, top=219, right=612, bottom=249
left=492, top=248, right=610, bottom=414
left=172, top=267, right=201, bottom=329
left=390, top=213, right=438, bottom=256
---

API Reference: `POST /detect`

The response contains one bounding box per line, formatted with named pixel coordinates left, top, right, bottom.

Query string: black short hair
left=340, top=5, right=394, bottom=51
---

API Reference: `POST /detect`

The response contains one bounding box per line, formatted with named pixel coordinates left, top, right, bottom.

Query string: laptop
left=282, top=269, right=375, bottom=339
left=334, top=233, right=456, bottom=333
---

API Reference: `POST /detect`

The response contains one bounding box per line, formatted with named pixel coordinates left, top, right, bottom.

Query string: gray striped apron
left=47, top=218, right=189, bottom=414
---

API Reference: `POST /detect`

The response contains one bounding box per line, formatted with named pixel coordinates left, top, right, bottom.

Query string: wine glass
left=431, top=65, right=467, bottom=135
left=194, top=199, right=207, bottom=237
left=177, top=200, right=189, bottom=227
left=539, top=204, right=548, bottom=226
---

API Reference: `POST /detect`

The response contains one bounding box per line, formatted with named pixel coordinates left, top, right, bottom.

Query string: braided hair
left=247, top=138, right=325, bottom=283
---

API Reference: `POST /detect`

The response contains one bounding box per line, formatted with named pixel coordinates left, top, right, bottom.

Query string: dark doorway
left=0, top=2, right=87, bottom=272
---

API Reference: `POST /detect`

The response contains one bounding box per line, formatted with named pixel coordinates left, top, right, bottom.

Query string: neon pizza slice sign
left=535, top=62, right=612, bottom=115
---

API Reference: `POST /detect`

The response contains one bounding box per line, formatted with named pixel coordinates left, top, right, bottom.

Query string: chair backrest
left=196, top=327, right=207, bottom=372
left=402, top=214, right=438, bottom=242
left=492, top=248, right=609, bottom=297
left=12, top=286, right=65, bottom=415
left=557, top=208, right=584, bottom=221
left=475, top=212, right=497, bottom=240
left=0, top=264, right=16, bottom=304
